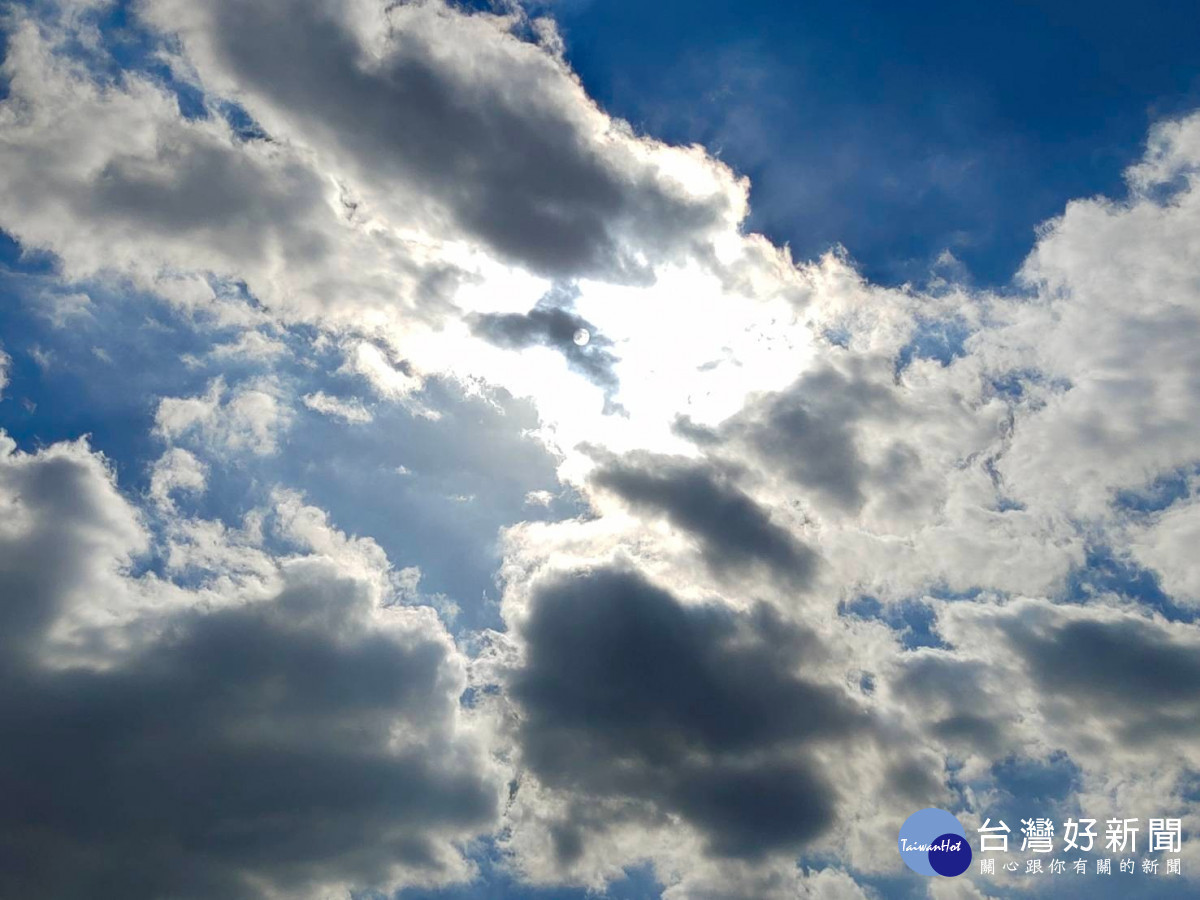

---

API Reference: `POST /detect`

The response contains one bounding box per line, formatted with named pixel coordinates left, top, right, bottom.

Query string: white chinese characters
left=1021, top=818, right=1054, bottom=853
left=973, top=814, right=1185, bottom=878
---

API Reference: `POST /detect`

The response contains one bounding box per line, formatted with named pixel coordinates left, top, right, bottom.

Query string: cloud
left=590, top=453, right=819, bottom=588
left=977, top=601, right=1200, bottom=745
left=476, top=104, right=1200, bottom=890
left=0, top=432, right=147, bottom=664
left=480, top=566, right=936, bottom=892
left=40, top=291, right=93, bottom=328
left=927, top=879, right=998, bottom=900
left=1129, top=488, right=1200, bottom=607
left=1, top=0, right=1200, bottom=896
left=154, top=377, right=290, bottom=455
left=338, top=342, right=421, bottom=398
left=0, top=344, right=9, bottom=399
left=140, top=0, right=742, bottom=283
left=0, top=434, right=502, bottom=899
left=0, top=12, right=464, bottom=327
left=302, top=390, right=373, bottom=424
left=500, top=567, right=865, bottom=863
left=0, top=0, right=805, bottom=454
left=663, top=863, right=877, bottom=900
left=890, top=652, right=1018, bottom=761
left=471, top=303, right=619, bottom=393
left=0, top=17, right=321, bottom=282
left=704, top=362, right=896, bottom=514
left=208, top=330, right=289, bottom=361
left=148, top=447, right=209, bottom=510
left=991, top=114, right=1200, bottom=520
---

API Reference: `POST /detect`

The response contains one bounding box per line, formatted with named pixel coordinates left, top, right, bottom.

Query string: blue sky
left=550, top=0, right=1200, bottom=285
left=1, top=1, right=1199, bottom=898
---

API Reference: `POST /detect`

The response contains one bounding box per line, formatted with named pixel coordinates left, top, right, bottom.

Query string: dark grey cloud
left=153, top=0, right=732, bottom=282
left=470, top=305, right=619, bottom=392
left=929, top=713, right=1007, bottom=755
left=999, top=613, right=1200, bottom=741
left=673, top=363, right=900, bottom=515
left=0, top=449, right=137, bottom=663
left=591, top=454, right=819, bottom=588
left=727, top=365, right=897, bottom=512
left=0, top=593, right=496, bottom=898
left=508, top=567, right=865, bottom=859
left=893, top=654, right=1013, bottom=757
left=1009, top=617, right=1200, bottom=703
left=91, top=139, right=331, bottom=267
left=0, top=447, right=499, bottom=900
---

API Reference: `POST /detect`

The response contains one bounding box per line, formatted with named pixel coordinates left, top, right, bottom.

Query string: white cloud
left=148, top=447, right=208, bottom=510
left=337, top=340, right=441, bottom=417
left=1130, top=493, right=1200, bottom=605
left=154, top=377, right=291, bottom=455
left=302, top=390, right=373, bottom=423
left=927, top=879, right=998, bottom=900
left=40, top=289, right=93, bottom=326
left=208, top=329, right=289, bottom=360
left=989, top=115, right=1200, bottom=519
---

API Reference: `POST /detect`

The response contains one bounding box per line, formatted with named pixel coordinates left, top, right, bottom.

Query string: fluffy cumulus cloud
left=505, top=570, right=860, bottom=854
left=0, top=1, right=1199, bottom=898
left=0, top=434, right=502, bottom=900
left=141, top=0, right=741, bottom=284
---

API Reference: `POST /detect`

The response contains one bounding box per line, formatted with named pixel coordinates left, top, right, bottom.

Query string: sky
left=0, top=1, right=1198, bottom=899
left=548, top=0, right=1200, bottom=286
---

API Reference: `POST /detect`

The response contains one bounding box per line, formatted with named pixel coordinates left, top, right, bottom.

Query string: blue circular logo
left=898, top=808, right=972, bottom=877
